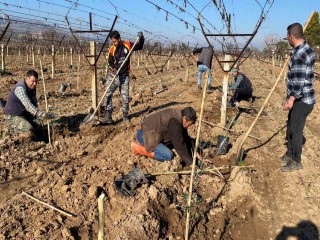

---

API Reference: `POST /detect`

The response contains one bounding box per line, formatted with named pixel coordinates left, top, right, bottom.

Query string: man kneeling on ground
left=228, top=68, right=253, bottom=107
left=3, top=70, right=55, bottom=139
left=131, top=107, right=199, bottom=166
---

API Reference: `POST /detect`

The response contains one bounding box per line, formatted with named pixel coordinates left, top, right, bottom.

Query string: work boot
left=281, top=160, right=303, bottom=172
left=277, top=154, right=292, bottom=165
left=227, top=101, right=235, bottom=107
left=99, top=111, right=113, bottom=124
left=206, top=85, right=213, bottom=93
left=131, top=141, right=154, bottom=159
left=123, top=112, right=130, bottom=123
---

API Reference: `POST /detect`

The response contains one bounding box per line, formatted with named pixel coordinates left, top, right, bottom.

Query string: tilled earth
left=0, top=52, right=319, bottom=240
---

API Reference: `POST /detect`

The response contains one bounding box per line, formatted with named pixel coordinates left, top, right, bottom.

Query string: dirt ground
left=0, top=50, right=319, bottom=240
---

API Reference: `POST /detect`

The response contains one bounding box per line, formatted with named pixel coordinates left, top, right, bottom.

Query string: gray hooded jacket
left=193, top=47, right=213, bottom=69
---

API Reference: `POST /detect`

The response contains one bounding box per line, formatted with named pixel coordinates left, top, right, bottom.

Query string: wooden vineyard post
left=167, top=52, right=171, bottom=70
left=6, top=45, right=8, bottom=56
left=78, top=49, right=81, bottom=65
left=77, top=60, right=80, bottom=92
left=272, top=50, right=276, bottom=77
left=32, top=46, right=35, bottom=67
left=18, top=47, right=21, bottom=56
left=220, top=55, right=230, bottom=125
left=145, top=51, right=148, bottom=68
left=70, top=47, right=73, bottom=66
left=1, top=44, right=5, bottom=71
left=137, top=53, right=140, bottom=68
left=62, top=47, right=65, bottom=61
left=26, top=47, right=29, bottom=63
left=51, top=45, right=55, bottom=79
left=98, top=193, right=106, bottom=240
left=90, top=41, right=98, bottom=110
left=272, top=51, right=275, bottom=68
left=184, top=66, right=189, bottom=82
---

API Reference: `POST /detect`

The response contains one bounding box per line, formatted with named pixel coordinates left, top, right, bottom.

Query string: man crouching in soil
left=131, top=107, right=201, bottom=166
left=3, top=70, right=55, bottom=140
left=280, top=23, right=315, bottom=172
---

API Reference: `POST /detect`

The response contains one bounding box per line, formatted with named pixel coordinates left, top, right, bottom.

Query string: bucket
left=216, top=135, right=229, bottom=155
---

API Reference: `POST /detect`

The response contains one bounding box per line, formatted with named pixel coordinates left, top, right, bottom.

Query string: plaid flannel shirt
left=14, top=86, right=38, bottom=116
left=286, top=41, right=315, bottom=104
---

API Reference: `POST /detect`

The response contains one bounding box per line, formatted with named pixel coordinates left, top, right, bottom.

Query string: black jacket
left=108, top=37, right=144, bottom=76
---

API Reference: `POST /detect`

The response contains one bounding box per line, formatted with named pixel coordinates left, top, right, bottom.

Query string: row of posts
left=0, top=45, right=77, bottom=74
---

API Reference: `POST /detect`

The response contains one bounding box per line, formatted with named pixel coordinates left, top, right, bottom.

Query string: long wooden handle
left=89, top=36, right=141, bottom=120
left=39, top=59, right=51, bottom=145
left=185, top=73, right=208, bottom=240
left=237, top=11, right=316, bottom=155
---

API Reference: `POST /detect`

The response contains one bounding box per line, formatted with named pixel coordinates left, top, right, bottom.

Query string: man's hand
left=283, top=96, right=295, bottom=111
left=37, top=111, right=55, bottom=120
left=138, top=31, right=144, bottom=38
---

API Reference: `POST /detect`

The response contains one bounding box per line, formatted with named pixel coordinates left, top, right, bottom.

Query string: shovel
left=83, top=36, right=141, bottom=124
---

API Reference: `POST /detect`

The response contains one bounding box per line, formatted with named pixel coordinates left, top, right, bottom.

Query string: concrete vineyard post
left=221, top=55, right=230, bottom=125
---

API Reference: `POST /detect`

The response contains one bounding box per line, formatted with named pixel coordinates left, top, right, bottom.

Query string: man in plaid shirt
left=3, top=70, right=55, bottom=139
left=279, top=23, right=315, bottom=172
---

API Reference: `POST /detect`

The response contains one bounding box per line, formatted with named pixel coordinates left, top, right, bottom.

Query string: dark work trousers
left=286, top=101, right=313, bottom=162
left=231, top=88, right=252, bottom=103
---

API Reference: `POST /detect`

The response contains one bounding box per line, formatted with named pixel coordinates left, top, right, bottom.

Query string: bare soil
left=0, top=51, right=319, bottom=240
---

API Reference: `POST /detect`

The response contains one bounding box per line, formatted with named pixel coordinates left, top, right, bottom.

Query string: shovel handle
left=87, top=36, right=141, bottom=121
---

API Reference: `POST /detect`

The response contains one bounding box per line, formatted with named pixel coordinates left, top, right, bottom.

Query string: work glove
left=138, top=31, right=144, bottom=39
left=37, top=111, right=56, bottom=120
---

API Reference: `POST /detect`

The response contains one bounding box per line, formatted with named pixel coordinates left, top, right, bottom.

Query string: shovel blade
left=82, top=108, right=97, bottom=124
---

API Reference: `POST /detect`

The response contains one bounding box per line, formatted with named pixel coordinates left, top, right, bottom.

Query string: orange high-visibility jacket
left=106, top=41, right=132, bottom=74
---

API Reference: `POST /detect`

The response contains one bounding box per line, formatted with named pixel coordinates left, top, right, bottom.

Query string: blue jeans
left=136, top=129, right=174, bottom=161
left=197, top=64, right=211, bottom=86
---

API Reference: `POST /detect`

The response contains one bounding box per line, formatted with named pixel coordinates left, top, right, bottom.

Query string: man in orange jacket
left=101, top=30, right=144, bottom=123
